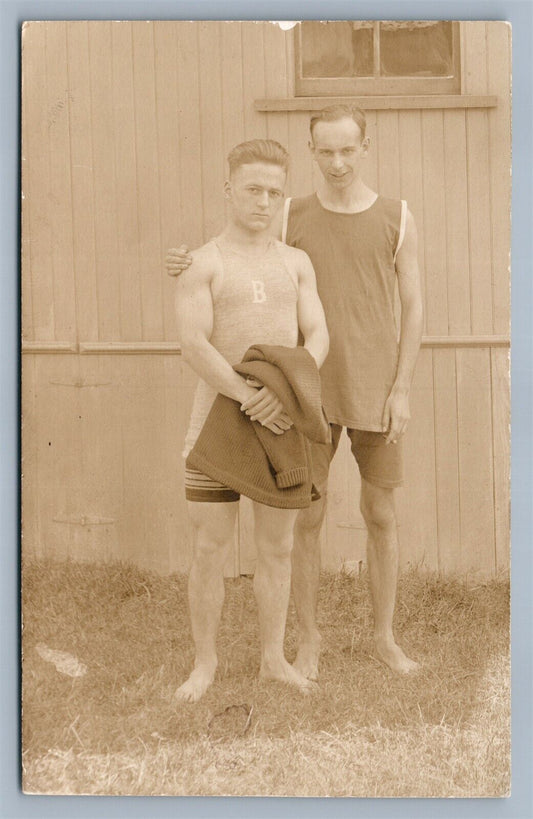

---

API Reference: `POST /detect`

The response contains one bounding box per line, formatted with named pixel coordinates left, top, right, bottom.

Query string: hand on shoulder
left=179, top=241, right=220, bottom=286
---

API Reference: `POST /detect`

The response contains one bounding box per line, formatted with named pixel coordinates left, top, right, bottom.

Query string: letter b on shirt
left=251, top=279, right=267, bottom=304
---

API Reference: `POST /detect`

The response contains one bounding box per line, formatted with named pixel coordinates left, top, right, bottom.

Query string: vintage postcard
left=21, top=20, right=511, bottom=796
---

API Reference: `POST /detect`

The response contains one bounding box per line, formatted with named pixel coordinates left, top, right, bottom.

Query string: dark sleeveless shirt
left=286, top=193, right=404, bottom=431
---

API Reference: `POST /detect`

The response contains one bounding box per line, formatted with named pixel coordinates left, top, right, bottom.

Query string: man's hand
left=240, top=385, right=293, bottom=435
left=166, top=245, right=193, bottom=277
left=382, top=386, right=410, bottom=445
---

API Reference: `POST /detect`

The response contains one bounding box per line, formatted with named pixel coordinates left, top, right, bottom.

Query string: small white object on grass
left=35, top=643, right=87, bottom=678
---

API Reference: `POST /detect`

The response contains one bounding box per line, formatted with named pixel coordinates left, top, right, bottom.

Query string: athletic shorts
left=310, top=424, right=404, bottom=493
left=185, top=467, right=240, bottom=503
left=185, top=467, right=322, bottom=505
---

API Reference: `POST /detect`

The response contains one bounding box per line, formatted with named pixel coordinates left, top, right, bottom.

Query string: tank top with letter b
left=183, top=237, right=299, bottom=456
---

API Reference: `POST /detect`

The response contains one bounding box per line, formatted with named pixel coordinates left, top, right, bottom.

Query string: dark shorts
left=311, top=424, right=404, bottom=493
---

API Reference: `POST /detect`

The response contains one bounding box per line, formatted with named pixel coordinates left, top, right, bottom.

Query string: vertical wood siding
left=22, top=21, right=511, bottom=577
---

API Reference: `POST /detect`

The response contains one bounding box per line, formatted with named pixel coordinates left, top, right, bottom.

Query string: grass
left=22, top=559, right=510, bottom=797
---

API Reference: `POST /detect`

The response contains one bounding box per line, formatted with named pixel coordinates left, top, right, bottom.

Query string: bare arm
left=382, top=209, right=424, bottom=443
left=295, top=250, right=329, bottom=369
left=175, top=254, right=256, bottom=406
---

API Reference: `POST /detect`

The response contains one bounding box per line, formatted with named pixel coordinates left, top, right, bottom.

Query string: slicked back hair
left=309, top=105, right=367, bottom=142
left=227, top=139, right=290, bottom=177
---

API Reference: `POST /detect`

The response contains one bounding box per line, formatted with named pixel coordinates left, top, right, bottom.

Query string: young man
left=168, top=105, right=423, bottom=679
left=174, top=139, right=329, bottom=702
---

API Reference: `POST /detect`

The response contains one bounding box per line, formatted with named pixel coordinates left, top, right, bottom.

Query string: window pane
left=379, top=21, right=454, bottom=77
left=301, top=21, right=374, bottom=78
left=352, top=22, right=374, bottom=76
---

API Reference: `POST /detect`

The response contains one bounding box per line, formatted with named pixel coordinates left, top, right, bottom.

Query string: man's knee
left=188, top=503, right=236, bottom=558
left=256, top=529, right=293, bottom=561
left=194, top=529, right=232, bottom=562
left=360, top=484, right=396, bottom=531
left=295, top=495, right=327, bottom=538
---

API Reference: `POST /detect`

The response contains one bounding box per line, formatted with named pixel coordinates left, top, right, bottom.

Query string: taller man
left=168, top=105, right=424, bottom=678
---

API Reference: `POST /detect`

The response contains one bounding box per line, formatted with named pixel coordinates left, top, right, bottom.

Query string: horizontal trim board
left=53, top=516, right=115, bottom=526
left=254, top=95, right=498, bottom=111
left=79, top=342, right=182, bottom=355
left=21, top=341, right=78, bottom=354
left=420, top=335, right=509, bottom=348
left=22, top=336, right=510, bottom=355
left=22, top=342, right=183, bottom=355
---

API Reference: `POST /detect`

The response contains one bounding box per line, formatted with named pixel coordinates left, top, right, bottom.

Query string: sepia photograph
left=21, top=19, right=511, bottom=797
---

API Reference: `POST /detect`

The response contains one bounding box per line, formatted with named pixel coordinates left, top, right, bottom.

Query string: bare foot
left=373, top=638, right=420, bottom=674
left=260, top=657, right=317, bottom=693
left=175, top=663, right=216, bottom=703
left=293, top=636, right=321, bottom=681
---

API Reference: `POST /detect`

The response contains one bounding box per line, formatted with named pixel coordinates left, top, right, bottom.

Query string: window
left=295, top=21, right=461, bottom=96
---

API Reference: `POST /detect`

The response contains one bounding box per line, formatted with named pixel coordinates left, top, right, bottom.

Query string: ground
left=22, top=559, right=510, bottom=797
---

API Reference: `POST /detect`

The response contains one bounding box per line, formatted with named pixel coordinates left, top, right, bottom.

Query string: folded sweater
left=186, top=344, right=330, bottom=508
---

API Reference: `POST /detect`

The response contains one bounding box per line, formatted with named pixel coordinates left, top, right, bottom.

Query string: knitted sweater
left=186, top=344, right=330, bottom=508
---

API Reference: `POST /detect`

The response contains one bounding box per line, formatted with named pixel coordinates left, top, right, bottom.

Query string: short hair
left=227, top=139, right=290, bottom=176
left=309, top=105, right=367, bottom=141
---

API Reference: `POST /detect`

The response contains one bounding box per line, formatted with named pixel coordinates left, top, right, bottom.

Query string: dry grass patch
left=22, top=559, right=510, bottom=796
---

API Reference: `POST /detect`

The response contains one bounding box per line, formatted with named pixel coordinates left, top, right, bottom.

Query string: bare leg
left=290, top=495, right=326, bottom=680
left=252, top=502, right=313, bottom=692
left=175, top=501, right=238, bottom=702
left=360, top=480, right=419, bottom=673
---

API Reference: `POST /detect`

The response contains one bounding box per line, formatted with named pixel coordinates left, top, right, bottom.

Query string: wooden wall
left=21, top=21, right=511, bottom=577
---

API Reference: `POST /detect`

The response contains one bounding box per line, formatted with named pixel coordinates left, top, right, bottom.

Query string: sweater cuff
left=275, top=466, right=308, bottom=489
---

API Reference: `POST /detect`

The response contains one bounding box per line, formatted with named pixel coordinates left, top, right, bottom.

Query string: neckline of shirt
left=214, top=236, right=275, bottom=259
left=314, top=192, right=380, bottom=215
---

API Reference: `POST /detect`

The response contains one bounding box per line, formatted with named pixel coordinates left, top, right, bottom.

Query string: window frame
left=294, top=21, right=462, bottom=97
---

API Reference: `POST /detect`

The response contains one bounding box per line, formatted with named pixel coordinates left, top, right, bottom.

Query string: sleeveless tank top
left=183, top=237, right=299, bottom=456
left=285, top=193, right=405, bottom=431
